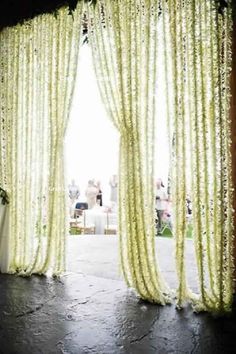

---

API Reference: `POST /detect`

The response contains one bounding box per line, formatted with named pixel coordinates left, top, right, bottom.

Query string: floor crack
left=15, top=295, right=56, bottom=318
left=56, top=331, right=75, bottom=347
left=130, top=312, right=160, bottom=344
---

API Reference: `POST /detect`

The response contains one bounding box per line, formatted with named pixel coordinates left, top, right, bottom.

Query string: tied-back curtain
left=87, top=0, right=171, bottom=304
left=165, top=0, right=234, bottom=312
left=0, top=3, right=83, bottom=275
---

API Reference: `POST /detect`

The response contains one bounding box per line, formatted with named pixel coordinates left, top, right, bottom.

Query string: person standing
left=96, top=180, right=103, bottom=207
left=68, top=179, right=80, bottom=203
left=109, top=174, right=118, bottom=204
left=68, top=179, right=80, bottom=217
left=155, top=178, right=167, bottom=234
left=85, top=180, right=98, bottom=209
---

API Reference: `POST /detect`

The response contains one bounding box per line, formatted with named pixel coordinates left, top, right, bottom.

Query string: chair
left=69, top=210, right=95, bottom=235
left=79, top=211, right=95, bottom=235
left=69, top=218, right=83, bottom=235
left=75, top=202, right=88, bottom=210
left=74, top=202, right=88, bottom=219
left=104, top=212, right=117, bottom=235
left=74, top=208, right=83, bottom=218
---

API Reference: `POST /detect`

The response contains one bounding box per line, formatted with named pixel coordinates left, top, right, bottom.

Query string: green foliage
left=70, top=226, right=82, bottom=235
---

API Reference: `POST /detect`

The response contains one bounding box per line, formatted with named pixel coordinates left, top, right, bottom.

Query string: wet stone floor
left=0, top=236, right=236, bottom=354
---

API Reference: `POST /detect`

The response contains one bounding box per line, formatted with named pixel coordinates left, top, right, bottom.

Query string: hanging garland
left=87, top=0, right=172, bottom=304
left=0, top=2, right=84, bottom=275
left=167, top=0, right=234, bottom=313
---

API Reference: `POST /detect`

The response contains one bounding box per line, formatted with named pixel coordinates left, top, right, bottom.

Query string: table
left=84, top=209, right=117, bottom=235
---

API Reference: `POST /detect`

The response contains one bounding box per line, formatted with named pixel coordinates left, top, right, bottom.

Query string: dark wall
left=0, top=0, right=228, bottom=31
left=0, top=0, right=80, bottom=30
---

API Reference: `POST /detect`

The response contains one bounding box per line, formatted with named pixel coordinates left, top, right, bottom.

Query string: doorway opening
left=64, top=39, right=197, bottom=290
left=65, top=43, right=121, bottom=279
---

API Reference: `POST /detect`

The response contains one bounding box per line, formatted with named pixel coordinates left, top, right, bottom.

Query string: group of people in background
left=69, top=175, right=192, bottom=235
left=68, top=174, right=118, bottom=211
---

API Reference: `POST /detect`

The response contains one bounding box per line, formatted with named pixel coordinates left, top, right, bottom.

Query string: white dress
left=156, top=188, right=167, bottom=211
left=85, top=186, right=98, bottom=209
left=110, top=181, right=118, bottom=203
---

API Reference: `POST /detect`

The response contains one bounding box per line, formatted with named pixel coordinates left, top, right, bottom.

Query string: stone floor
left=67, top=236, right=199, bottom=291
left=0, top=236, right=236, bottom=354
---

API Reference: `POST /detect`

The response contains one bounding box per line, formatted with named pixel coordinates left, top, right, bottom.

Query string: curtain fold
left=89, top=0, right=234, bottom=312
left=88, top=0, right=171, bottom=304
left=0, top=3, right=83, bottom=275
left=167, top=0, right=234, bottom=313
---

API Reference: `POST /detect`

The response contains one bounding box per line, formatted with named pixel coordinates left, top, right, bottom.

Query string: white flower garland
left=0, top=0, right=233, bottom=314
left=0, top=3, right=84, bottom=275
left=87, top=0, right=171, bottom=304
left=87, top=0, right=233, bottom=312
left=168, top=0, right=234, bottom=313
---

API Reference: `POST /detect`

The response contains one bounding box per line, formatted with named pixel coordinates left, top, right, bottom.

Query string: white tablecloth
left=84, top=209, right=117, bottom=235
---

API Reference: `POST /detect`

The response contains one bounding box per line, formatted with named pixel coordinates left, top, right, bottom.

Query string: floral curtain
left=88, top=0, right=234, bottom=313
left=0, top=0, right=233, bottom=314
left=165, top=0, right=234, bottom=313
left=87, top=0, right=171, bottom=304
left=0, top=3, right=83, bottom=275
